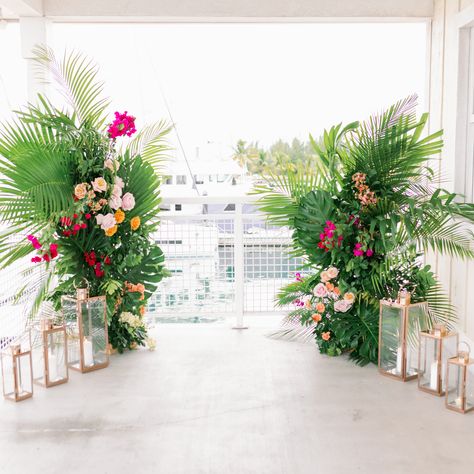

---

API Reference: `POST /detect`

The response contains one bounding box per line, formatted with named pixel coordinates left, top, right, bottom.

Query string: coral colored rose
left=91, top=177, right=107, bottom=193
left=313, top=283, right=327, bottom=298
left=334, top=300, right=352, bottom=313
left=122, top=192, right=135, bottom=211
left=312, top=313, right=322, bottom=323
left=130, top=216, right=140, bottom=231
left=114, top=209, right=125, bottom=224
left=139, top=305, right=146, bottom=316
left=333, top=287, right=341, bottom=296
left=109, top=194, right=122, bottom=210
left=96, top=213, right=117, bottom=231
left=136, top=283, right=145, bottom=293
left=74, top=183, right=88, bottom=200
left=104, top=158, right=120, bottom=172
left=320, top=271, right=330, bottom=282
left=325, top=282, right=334, bottom=292
left=327, top=267, right=339, bottom=279
left=344, top=292, right=355, bottom=302
left=322, top=331, right=331, bottom=341
left=316, top=302, right=325, bottom=313
left=105, top=225, right=118, bottom=237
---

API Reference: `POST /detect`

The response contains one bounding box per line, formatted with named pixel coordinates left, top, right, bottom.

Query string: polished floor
left=1, top=318, right=473, bottom=474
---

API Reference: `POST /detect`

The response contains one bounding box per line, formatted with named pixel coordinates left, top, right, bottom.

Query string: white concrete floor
left=1, top=318, right=473, bottom=474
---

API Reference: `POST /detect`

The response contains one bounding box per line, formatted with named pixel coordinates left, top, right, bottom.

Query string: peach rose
left=320, top=271, right=330, bottom=282
left=312, top=313, right=322, bottom=323
left=322, top=331, right=331, bottom=341
left=316, top=302, right=325, bottom=313
left=313, top=283, right=327, bottom=298
left=333, top=287, right=341, bottom=296
left=74, top=183, right=88, bottom=200
left=344, top=292, right=355, bottom=302
left=325, top=282, right=334, bottom=292
left=327, top=267, right=339, bottom=279
left=104, top=158, right=120, bottom=172
left=92, top=177, right=107, bottom=193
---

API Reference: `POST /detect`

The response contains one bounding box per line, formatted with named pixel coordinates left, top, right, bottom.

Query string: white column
left=233, top=202, right=248, bottom=329
left=19, top=16, right=47, bottom=101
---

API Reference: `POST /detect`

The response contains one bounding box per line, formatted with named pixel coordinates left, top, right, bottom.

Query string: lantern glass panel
left=380, top=304, right=404, bottom=376
left=446, top=363, right=466, bottom=410
left=47, top=331, right=67, bottom=383
left=419, top=336, right=439, bottom=391
left=405, top=305, right=429, bottom=377
left=79, top=298, right=107, bottom=367
left=16, top=353, right=33, bottom=397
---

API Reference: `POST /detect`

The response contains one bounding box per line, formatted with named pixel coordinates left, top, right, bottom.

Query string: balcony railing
left=0, top=195, right=302, bottom=340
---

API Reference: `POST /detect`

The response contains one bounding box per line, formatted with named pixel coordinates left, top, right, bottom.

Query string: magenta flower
left=353, top=249, right=364, bottom=257
left=31, top=256, right=42, bottom=263
left=366, top=248, right=374, bottom=257
left=27, top=234, right=42, bottom=250
left=295, top=272, right=302, bottom=282
left=107, top=111, right=137, bottom=139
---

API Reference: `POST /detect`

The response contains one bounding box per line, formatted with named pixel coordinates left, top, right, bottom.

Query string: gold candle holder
left=445, top=343, right=474, bottom=414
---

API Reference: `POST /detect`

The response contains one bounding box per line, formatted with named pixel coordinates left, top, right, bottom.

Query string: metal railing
left=150, top=195, right=304, bottom=326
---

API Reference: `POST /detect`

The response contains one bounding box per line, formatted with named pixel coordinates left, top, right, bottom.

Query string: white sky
left=0, top=22, right=427, bottom=161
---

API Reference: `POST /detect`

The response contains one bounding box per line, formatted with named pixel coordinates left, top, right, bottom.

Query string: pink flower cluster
left=107, top=111, right=136, bottom=139
left=352, top=172, right=377, bottom=207
left=317, top=220, right=343, bottom=252
left=60, top=213, right=90, bottom=237
left=353, top=242, right=374, bottom=258
left=28, top=235, right=58, bottom=263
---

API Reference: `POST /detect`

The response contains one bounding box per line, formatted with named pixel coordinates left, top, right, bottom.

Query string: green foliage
left=255, top=95, right=474, bottom=365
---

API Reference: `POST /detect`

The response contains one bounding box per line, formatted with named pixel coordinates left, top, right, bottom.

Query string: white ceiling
left=1, top=0, right=434, bottom=20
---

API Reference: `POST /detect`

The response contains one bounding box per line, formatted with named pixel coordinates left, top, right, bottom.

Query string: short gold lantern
left=378, top=296, right=429, bottom=381
left=418, top=324, right=458, bottom=396
left=33, top=317, right=68, bottom=387
left=62, top=288, right=109, bottom=373
left=1, top=331, right=33, bottom=402
left=445, top=343, right=474, bottom=414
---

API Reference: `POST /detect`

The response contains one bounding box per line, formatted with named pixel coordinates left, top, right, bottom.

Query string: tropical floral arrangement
left=0, top=47, right=170, bottom=352
left=255, top=96, right=474, bottom=365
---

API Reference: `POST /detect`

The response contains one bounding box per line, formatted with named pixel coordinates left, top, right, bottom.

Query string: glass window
left=176, top=175, right=187, bottom=185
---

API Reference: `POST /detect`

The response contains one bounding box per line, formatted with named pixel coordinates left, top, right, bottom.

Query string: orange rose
left=316, top=302, right=325, bottom=313
left=333, top=287, right=341, bottom=296
left=136, top=283, right=145, bottom=293
left=322, top=331, right=331, bottom=341
left=312, top=313, right=322, bottom=323
left=114, top=209, right=125, bottom=224
left=105, top=225, right=117, bottom=237
left=325, top=282, right=334, bottom=291
left=344, top=292, right=355, bottom=302
left=130, top=216, right=141, bottom=231
left=139, top=306, right=146, bottom=316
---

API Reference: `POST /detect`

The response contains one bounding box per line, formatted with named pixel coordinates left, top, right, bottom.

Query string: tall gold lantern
left=61, top=288, right=109, bottom=373
left=33, top=317, right=68, bottom=388
left=418, top=324, right=458, bottom=396
left=445, top=344, right=474, bottom=414
left=378, top=294, right=429, bottom=381
left=1, top=331, right=33, bottom=402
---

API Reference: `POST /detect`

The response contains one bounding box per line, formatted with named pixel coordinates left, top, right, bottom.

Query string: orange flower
left=312, top=313, right=322, bottom=323
left=114, top=209, right=125, bottom=224
left=130, top=216, right=141, bottom=231
left=344, top=292, right=355, bottom=302
left=136, top=283, right=145, bottom=294
left=139, top=306, right=146, bottom=316
left=322, top=331, right=331, bottom=341
left=325, top=282, right=334, bottom=291
left=316, top=302, right=325, bottom=313
left=333, top=287, right=341, bottom=296
left=105, top=225, right=117, bottom=237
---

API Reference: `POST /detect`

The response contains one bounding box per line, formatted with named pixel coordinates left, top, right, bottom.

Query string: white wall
left=428, top=0, right=474, bottom=338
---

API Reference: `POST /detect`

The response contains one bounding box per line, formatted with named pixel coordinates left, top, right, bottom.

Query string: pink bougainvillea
left=107, top=111, right=137, bottom=139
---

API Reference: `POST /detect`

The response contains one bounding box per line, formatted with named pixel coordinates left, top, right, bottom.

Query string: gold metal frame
left=1, top=337, right=34, bottom=402
left=378, top=300, right=428, bottom=382
left=34, top=325, right=69, bottom=388
left=64, top=294, right=109, bottom=373
left=417, top=330, right=458, bottom=396
left=445, top=356, right=474, bottom=414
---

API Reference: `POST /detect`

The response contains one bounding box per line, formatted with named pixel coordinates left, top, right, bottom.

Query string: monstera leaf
left=293, top=189, right=336, bottom=264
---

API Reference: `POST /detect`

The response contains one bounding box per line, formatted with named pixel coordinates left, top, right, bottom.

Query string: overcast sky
left=0, top=22, right=427, bottom=161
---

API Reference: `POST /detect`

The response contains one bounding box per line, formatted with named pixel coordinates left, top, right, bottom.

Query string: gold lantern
left=61, top=288, right=109, bottom=373
left=418, top=324, right=458, bottom=396
left=1, top=331, right=33, bottom=402
left=33, top=317, right=68, bottom=387
left=445, top=343, right=474, bottom=414
left=378, top=295, right=429, bottom=381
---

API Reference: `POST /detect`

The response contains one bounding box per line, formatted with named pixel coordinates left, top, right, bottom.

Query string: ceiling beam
left=0, top=0, right=43, bottom=16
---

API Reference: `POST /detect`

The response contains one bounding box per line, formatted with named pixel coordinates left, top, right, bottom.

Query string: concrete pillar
left=19, top=16, right=47, bottom=101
